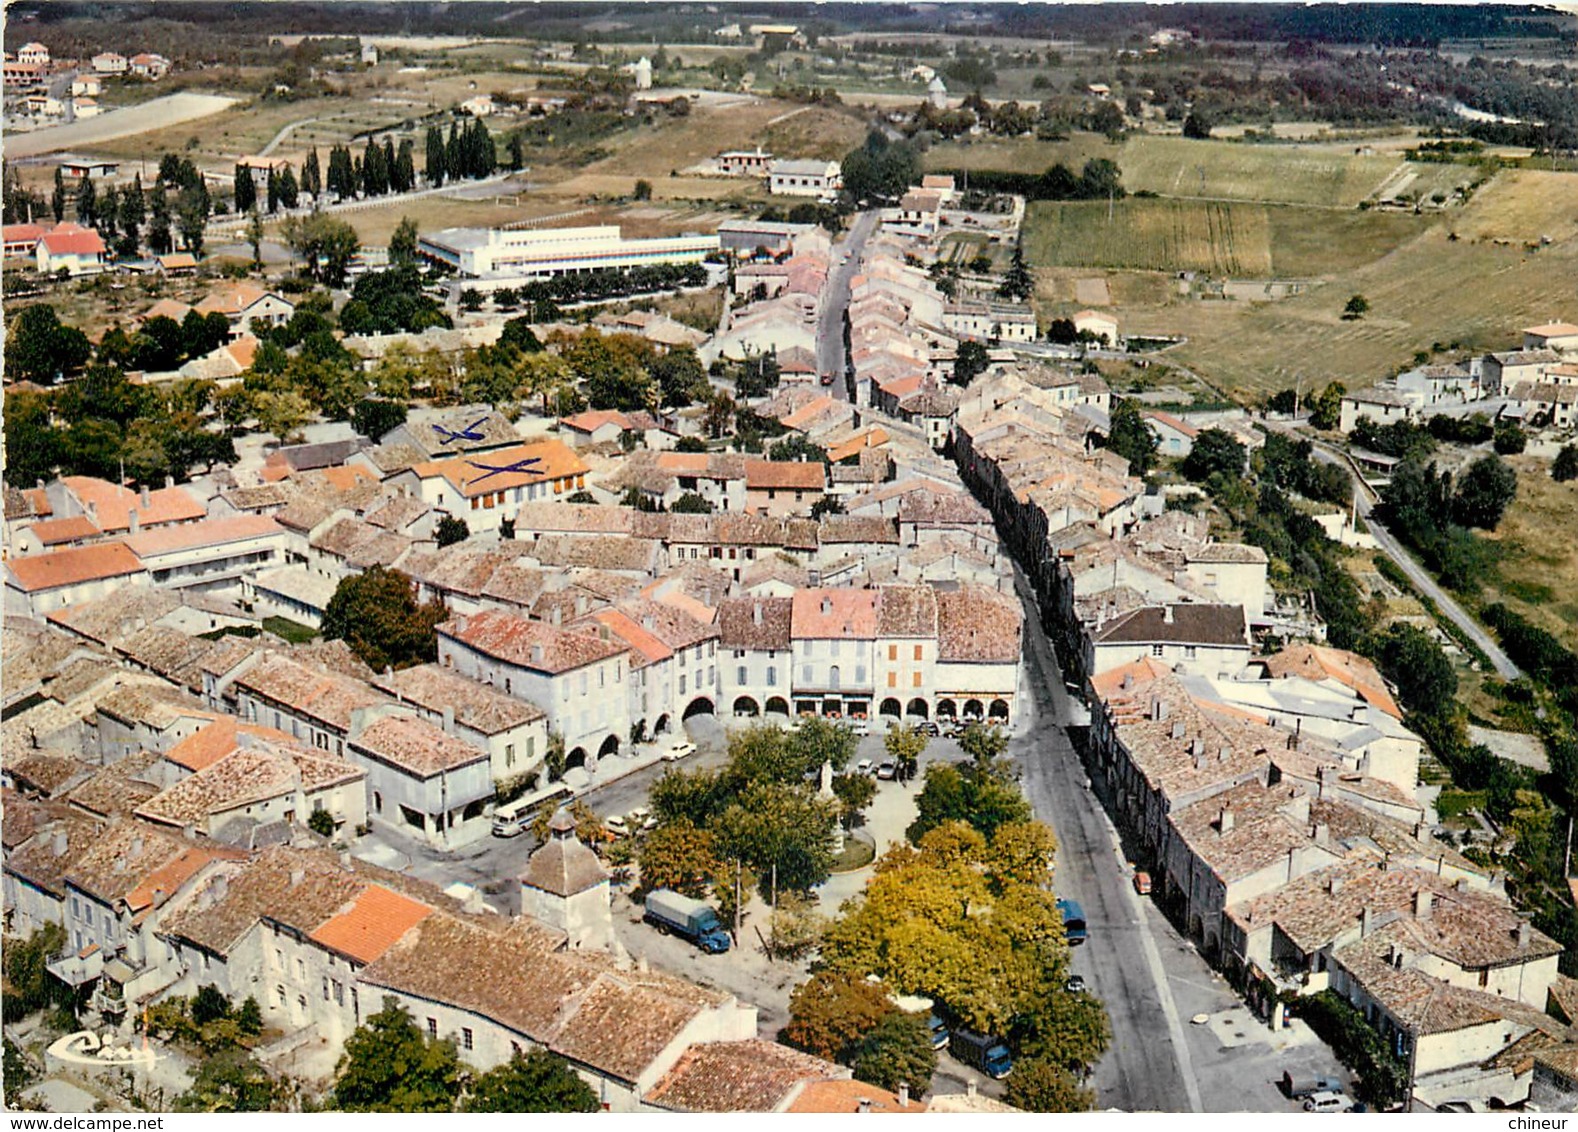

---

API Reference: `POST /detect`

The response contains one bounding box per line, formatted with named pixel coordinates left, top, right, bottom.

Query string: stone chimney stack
left=531, top=644, right=545, bottom=666
left=442, top=705, right=455, bottom=734
left=1163, top=604, right=1174, bottom=625
left=1218, top=804, right=1235, bottom=834
left=1414, top=889, right=1432, bottom=920
left=898, top=1083, right=910, bottom=1108
left=752, top=603, right=763, bottom=626
left=141, top=483, right=151, bottom=508
left=290, top=868, right=305, bottom=887
left=1518, top=920, right=1531, bottom=949
left=129, top=508, right=140, bottom=535
left=1313, top=822, right=1330, bottom=847
left=1361, top=905, right=1373, bottom=937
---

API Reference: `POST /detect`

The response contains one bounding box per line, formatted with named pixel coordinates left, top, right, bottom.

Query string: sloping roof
left=308, top=884, right=434, bottom=964
left=1094, top=604, right=1248, bottom=647
left=718, top=596, right=794, bottom=651
left=745, top=459, right=825, bottom=491
left=520, top=811, right=607, bottom=897
left=936, top=584, right=1022, bottom=663
left=5, top=541, right=144, bottom=592
left=350, top=715, right=488, bottom=778
left=38, top=224, right=106, bottom=257
left=125, top=515, right=281, bottom=559
left=25, top=516, right=102, bottom=545
left=409, top=440, right=588, bottom=498
left=60, top=476, right=206, bottom=531
left=1262, top=644, right=1402, bottom=721
left=791, top=588, right=879, bottom=639
left=439, top=610, right=627, bottom=674
left=649, top=1039, right=846, bottom=1112
left=371, top=663, right=545, bottom=735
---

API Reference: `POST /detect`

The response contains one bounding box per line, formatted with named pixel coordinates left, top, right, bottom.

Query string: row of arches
left=727, top=696, right=1011, bottom=722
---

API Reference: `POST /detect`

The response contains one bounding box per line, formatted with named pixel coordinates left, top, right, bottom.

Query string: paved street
left=1006, top=564, right=1344, bottom=1112
left=818, top=210, right=879, bottom=401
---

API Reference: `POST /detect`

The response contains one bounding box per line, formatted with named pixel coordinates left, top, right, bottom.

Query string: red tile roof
left=60, top=476, right=206, bottom=532
left=125, top=514, right=282, bottom=559
left=790, top=588, right=879, bottom=639
left=5, top=541, right=144, bottom=592
left=746, top=459, right=825, bottom=492
left=25, top=515, right=101, bottom=545
left=309, top=884, right=433, bottom=964
left=411, top=440, right=588, bottom=498
left=38, top=224, right=106, bottom=257
left=440, top=609, right=627, bottom=674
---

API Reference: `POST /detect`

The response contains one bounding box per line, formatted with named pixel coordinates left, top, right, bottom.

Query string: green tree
left=1106, top=397, right=1158, bottom=477
left=1452, top=454, right=1517, bottom=530
left=175, top=1049, right=283, bottom=1112
left=1311, top=381, right=1346, bottom=431
left=650, top=345, right=707, bottom=408
left=435, top=515, right=470, bottom=548
left=950, top=339, right=991, bottom=387
left=671, top=492, right=713, bottom=514
left=908, top=750, right=1031, bottom=843
left=234, top=165, right=257, bottom=214
left=639, top=818, right=721, bottom=898
left=1181, top=428, right=1247, bottom=482
left=1004, top=1057, right=1094, bottom=1112
left=8, top=304, right=91, bottom=384
left=390, top=216, right=420, bottom=267
left=74, top=175, right=97, bottom=227
left=1493, top=419, right=1527, bottom=456
left=308, top=808, right=336, bottom=837
left=714, top=780, right=838, bottom=898
left=544, top=731, right=568, bottom=782
left=1377, top=623, right=1458, bottom=719
left=2, top=923, right=67, bottom=1022
left=1553, top=444, right=1578, bottom=483
left=832, top=771, right=877, bottom=830
left=245, top=208, right=265, bottom=268
left=1342, top=294, right=1369, bottom=320
left=2, top=391, right=62, bottom=489
left=633, top=178, right=653, bottom=201
left=885, top=724, right=928, bottom=783
left=332, top=999, right=460, bottom=1112
left=1182, top=111, right=1213, bottom=140
left=768, top=890, right=828, bottom=960
left=781, top=971, right=894, bottom=1061
left=252, top=390, right=313, bottom=445
left=191, top=985, right=232, bottom=1026
left=851, top=1010, right=938, bottom=1096
left=4, top=1037, right=36, bottom=1107
left=998, top=244, right=1034, bottom=302
left=351, top=398, right=408, bottom=441
left=282, top=213, right=361, bottom=286
left=175, top=181, right=209, bottom=256
left=462, top=1050, right=599, bottom=1113
left=51, top=166, right=66, bottom=222
left=649, top=767, right=728, bottom=827
left=321, top=566, right=446, bottom=672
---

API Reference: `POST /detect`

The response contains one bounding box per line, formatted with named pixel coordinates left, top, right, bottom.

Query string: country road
left=1283, top=426, right=1524, bottom=680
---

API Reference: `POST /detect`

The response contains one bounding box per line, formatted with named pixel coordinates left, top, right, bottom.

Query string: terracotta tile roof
left=746, top=459, right=825, bottom=491
left=60, top=819, right=186, bottom=904
left=233, top=654, right=391, bottom=732
left=410, top=440, right=588, bottom=498
left=362, top=493, right=431, bottom=532
left=717, top=596, right=794, bottom=651
left=60, top=750, right=161, bottom=820
left=560, top=409, right=632, bottom=434
left=791, top=588, right=879, bottom=639
left=308, top=884, right=434, bottom=964
left=819, top=515, right=899, bottom=545
left=875, top=585, right=938, bottom=637
left=1094, top=603, right=1249, bottom=648
left=1525, top=321, right=1578, bottom=337
left=3, top=750, right=93, bottom=798
left=936, top=585, right=1022, bottom=663
left=159, top=846, right=366, bottom=956
left=511, top=501, right=634, bottom=536
left=521, top=813, right=608, bottom=897
left=3, top=811, right=104, bottom=897
left=5, top=541, right=145, bottom=592
left=1262, top=644, right=1402, bottom=721
left=439, top=609, right=627, bottom=674
left=39, top=224, right=106, bottom=257
left=789, top=1077, right=924, bottom=1113
left=371, top=663, right=544, bottom=734
left=125, top=514, right=282, bottom=559
left=25, top=515, right=102, bottom=545
left=193, top=282, right=273, bottom=316
left=350, top=714, right=488, bottom=778
left=137, top=746, right=309, bottom=827
left=649, top=1040, right=845, bottom=1112
left=60, top=476, right=207, bottom=532
left=528, top=534, right=661, bottom=573
left=577, top=608, right=673, bottom=667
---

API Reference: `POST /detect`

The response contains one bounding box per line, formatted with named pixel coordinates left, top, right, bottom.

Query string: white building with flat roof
left=417, top=224, right=718, bottom=281
left=768, top=159, right=842, bottom=199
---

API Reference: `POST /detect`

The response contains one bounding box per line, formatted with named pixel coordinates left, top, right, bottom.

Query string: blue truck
left=643, top=888, right=731, bottom=953
left=1057, top=898, right=1088, bottom=947
left=950, top=1029, right=1013, bottom=1079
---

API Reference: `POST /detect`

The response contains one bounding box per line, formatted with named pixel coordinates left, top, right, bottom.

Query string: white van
left=1303, top=1091, right=1348, bottom=1113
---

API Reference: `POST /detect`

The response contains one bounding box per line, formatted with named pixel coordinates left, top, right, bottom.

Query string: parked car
left=661, top=741, right=696, bottom=761
left=604, top=814, right=629, bottom=838
left=820, top=373, right=835, bottom=385
left=1304, top=1091, right=1348, bottom=1113
left=1283, top=1072, right=1343, bottom=1100
left=927, top=1013, right=950, bottom=1050
left=1065, top=974, right=1086, bottom=993
left=918, top=721, right=940, bottom=736
left=628, top=806, right=657, bottom=832
left=1133, top=870, right=1152, bottom=895
left=950, top=1029, right=1013, bottom=1079
left=850, top=719, right=871, bottom=736
left=856, top=759, right=874, bottom=775
left=876, top=761, right=897, bottom=780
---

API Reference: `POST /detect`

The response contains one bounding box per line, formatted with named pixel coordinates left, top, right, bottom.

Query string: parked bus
left=1057, top=898, right=1088, bottom=946
left=491, top=784, right=573, bottom=837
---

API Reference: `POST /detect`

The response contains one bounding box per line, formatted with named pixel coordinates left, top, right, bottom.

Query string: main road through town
left=1004, top=562, right=1203, bottom=1113
left=818, top=210, right=880, bottom=402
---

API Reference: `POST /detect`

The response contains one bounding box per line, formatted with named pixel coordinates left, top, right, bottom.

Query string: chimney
left=576, top=595, right=587, bottom=616
left=1149, top=697, right=1164, bottom=721
left=182, top=824, right=196, bottom=841
left=129, top=508, right=140, bottom=535
left=1414, top=890, right=1432, bottom=920
left=1313, top=822, right=1330, bottom=847
left=1518, top=921, right=1531, bottom=949
left=531, top=644, right=545, bottom=665
left=1170, top=719, right=1185, bottom=740
left=966, top=1080, right=978, bottom=1099
left=820, top=596, right=832, bottom=614
left=52, top=831, right=68, bottom=856
left=1361, top=905, right=1373, bottom=937
left=598, top=625, right=610, bottom=642
left=1163, top=604, right=1174, bottom=625
left=1328, top=874, right=1343, bottom=896
left=130, top=836, right=144, bottom=856
left=1218, top=804, right=1235, bottom=834
left=164, top=475, right=174, bottom=489
left=86, top=500, right=97, bottom=523
left=1191, top=737, right=1205, bottom=757
left=290, top=868, right=306, bottom=887
left=636, top=954, right=649, bottom=974
left=1122, top=673, right=1134, bottom=691
left=551, top=607, right=562, bottom=626
left=1217, top=746, right=1230, bottom=763
left=644, top=614, right=657, bottom=631
left=857, top=1100, right=872, bottom=1114
left=752, top=604, right=763, bottom=626
left=442, top=705, right=455, bottom=734
left=141, top=483, right=151, bottom=508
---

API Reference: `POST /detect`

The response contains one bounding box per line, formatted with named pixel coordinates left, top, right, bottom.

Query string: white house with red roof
left=17, top=42, right=50, bottom=66
left=1523, top=320, right=1578, bottom=355
left=34, top=223, right=107, bottom=276
left=92, top=52, right=128, bottom=74
left=129, top=52, right=170, bottom=79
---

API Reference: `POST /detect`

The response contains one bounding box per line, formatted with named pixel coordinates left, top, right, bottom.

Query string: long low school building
left=417, top=224, right=718, bottom=283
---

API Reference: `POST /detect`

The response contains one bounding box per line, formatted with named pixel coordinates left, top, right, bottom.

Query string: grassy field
left=1029, top=168, right=1578, bottom=398
left=927, top=130, right=1409, bottom=208
left=1024, top=199, right=1425, bottom=279
left=1479, top=458, right=1578, bottom=655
